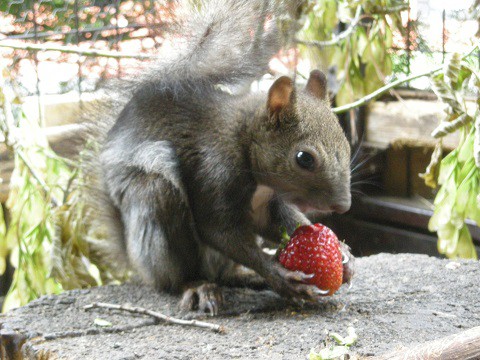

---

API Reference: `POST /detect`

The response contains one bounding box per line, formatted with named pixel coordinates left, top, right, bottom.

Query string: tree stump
left=1, top=253, right=479, bottom=359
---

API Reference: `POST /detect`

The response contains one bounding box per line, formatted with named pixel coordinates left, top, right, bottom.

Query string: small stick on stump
left=368, top=325, right=480, bottom=360
left=84, top=302, right=225, bottom=333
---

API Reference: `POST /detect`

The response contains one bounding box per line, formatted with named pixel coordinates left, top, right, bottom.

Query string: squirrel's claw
left=284, top=270, right=315, bottom=282
left=179, top=282, right=223, bottom=316
left=313, top=287, right=330, bottom=296
left=267, top=264, right=330, bottom=303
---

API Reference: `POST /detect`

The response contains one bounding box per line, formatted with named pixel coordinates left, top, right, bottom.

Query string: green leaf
left=309, top=346, right=350, bottom=360
left=370, top=37, right=386, bottom=65
left=444, top=53, right=462, bottom=89
left=336, top=82, right=354, bottom=107
left=356, top=27, right=369, bottom=58
left=437, top=223, right=458, bottom=255
left=437, top=150, right=458, bottom=185
left=330, top=326, right=358, bottom=346
left=458, top=159, right=476, bottom=184
left=382, top=55, right=393, bottom=78
left=309, top=326, right=357, bottom=359
left=429, top=175, right=457, bottom=231
left=454, top=225, right=477, bottom=259
left=474, top=115, right=480, bottom=168
left=465, top=177, right=480, bottom=224
left=455, top=174, right=474, bottom=217
left=431, top=75, right=462, bottom=114
left=384, top=25, right=393, bottom=49
left=458, top=129, right=475, bottom=164
left=322, top=0, right=339, bottom=31
left=2, top=288, right=22, bottom=313
left=0, top=204, right=7, bottom=275
left=364, top=63, right=384, bottom=95
left=458, top=64, right=475, bottom=92
left=419, top=142, right=443, bottom=188
left=431, top=114, right=472, bottom=139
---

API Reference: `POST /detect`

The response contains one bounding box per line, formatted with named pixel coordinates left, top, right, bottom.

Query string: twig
left=332, top=42, right=480, bottom=114
left=42, top=319, right=156, bottom=341
left=296, top=6, right=362, bottom=48
left=84, top=302, right=225, bottom=333
left=0, top=41, right=155, bottom=59
left=368, top=4, right=410, bottom=14
left=332, top=67, right=441, bottom=114
left=296, top=3, right=409, bottom=50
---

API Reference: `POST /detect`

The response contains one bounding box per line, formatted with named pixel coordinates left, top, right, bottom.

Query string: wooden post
left=368, top=326, right=480, bottom=360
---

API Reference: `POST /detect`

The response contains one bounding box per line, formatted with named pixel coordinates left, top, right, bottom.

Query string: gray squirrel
left=89, top=0, right=353, bottom=315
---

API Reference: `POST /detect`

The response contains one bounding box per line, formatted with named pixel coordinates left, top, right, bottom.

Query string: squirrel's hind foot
left=179, top=282, right=223, bottom=316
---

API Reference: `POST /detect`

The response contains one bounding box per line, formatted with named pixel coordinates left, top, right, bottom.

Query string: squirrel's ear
left=267, top=76, right=294, bottom=116
left=305, top=70, right=328, bottom=100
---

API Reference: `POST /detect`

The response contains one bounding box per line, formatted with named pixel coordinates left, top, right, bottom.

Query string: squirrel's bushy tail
left=146, top=0, right=281, bottom=91
left=81, top=0, right=283, bottom=277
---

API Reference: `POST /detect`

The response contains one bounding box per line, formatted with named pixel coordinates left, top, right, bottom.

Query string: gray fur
left=88, top=0, right=352, bottom=299
left=141, top=0, right=280, bottom=94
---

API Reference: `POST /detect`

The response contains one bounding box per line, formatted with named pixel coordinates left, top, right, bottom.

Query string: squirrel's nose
left=332, top=193, right=351, bottom=214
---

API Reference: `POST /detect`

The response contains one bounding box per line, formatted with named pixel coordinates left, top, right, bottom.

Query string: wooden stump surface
left=1, top=253, right=479, bottom=359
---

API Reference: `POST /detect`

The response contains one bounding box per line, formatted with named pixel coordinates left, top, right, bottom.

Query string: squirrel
left=87, top=0, right=354, bottom=315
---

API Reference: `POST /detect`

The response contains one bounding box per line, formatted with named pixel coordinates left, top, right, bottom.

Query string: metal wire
left=0, top=1, right=476, bottom=100
left=0, top=0, right=171, bottom=101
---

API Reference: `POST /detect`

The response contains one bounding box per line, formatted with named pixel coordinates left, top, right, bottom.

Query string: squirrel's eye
left=296, top=151, right=315, bottom=170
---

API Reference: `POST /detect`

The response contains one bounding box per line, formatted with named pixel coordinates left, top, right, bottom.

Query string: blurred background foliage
left=0, top=64, right=108, bottom=311
left=424, top=52, right=480, bottom=259
left=295, top=0, right=411, bottom=105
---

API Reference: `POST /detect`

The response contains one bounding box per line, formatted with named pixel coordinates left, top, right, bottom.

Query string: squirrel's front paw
left=340, top=242, right=355, bottom=285
left=265, top=263, right=329, bottom=302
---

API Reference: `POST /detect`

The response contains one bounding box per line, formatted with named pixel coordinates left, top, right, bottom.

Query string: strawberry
left=278, top=223, right=343, bottom=296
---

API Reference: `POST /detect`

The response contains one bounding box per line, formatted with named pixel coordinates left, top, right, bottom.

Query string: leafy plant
left=0, top=64, right=107, bottom=311
left=296, top=0, right=411, bottom=105
left=421, top=52, right=480, bottom=259
left=309, top=326, right=358, bottom=360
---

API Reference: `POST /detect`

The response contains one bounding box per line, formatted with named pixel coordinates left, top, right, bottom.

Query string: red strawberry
left=278, top=223, right=343, bottom=296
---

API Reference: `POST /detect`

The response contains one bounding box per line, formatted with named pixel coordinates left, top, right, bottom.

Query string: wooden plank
left=366, top=99, right=459, bottom=149
left=387, top=88, right=439, bottom=101
left=350, top=196, right=480, bottom=243
left=324, top=195, right=480, bottom=258
left=369, top=326, right=480, bottom=360
left=383, top=144, right=409, bottom=197
left=328, top=216, right=442, bottom=257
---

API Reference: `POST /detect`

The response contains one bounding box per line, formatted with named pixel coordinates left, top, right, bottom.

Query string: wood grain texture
left=369, top=326, right=480, bottom=360
left=366, top=100, right=459, bottom=149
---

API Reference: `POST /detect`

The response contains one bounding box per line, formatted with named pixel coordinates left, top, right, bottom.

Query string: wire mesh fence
left=402, top=1, right=479, bottom=88
left=0, top=1, right=478, bottom=100
left=0, top=0, right=173, bottom=98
